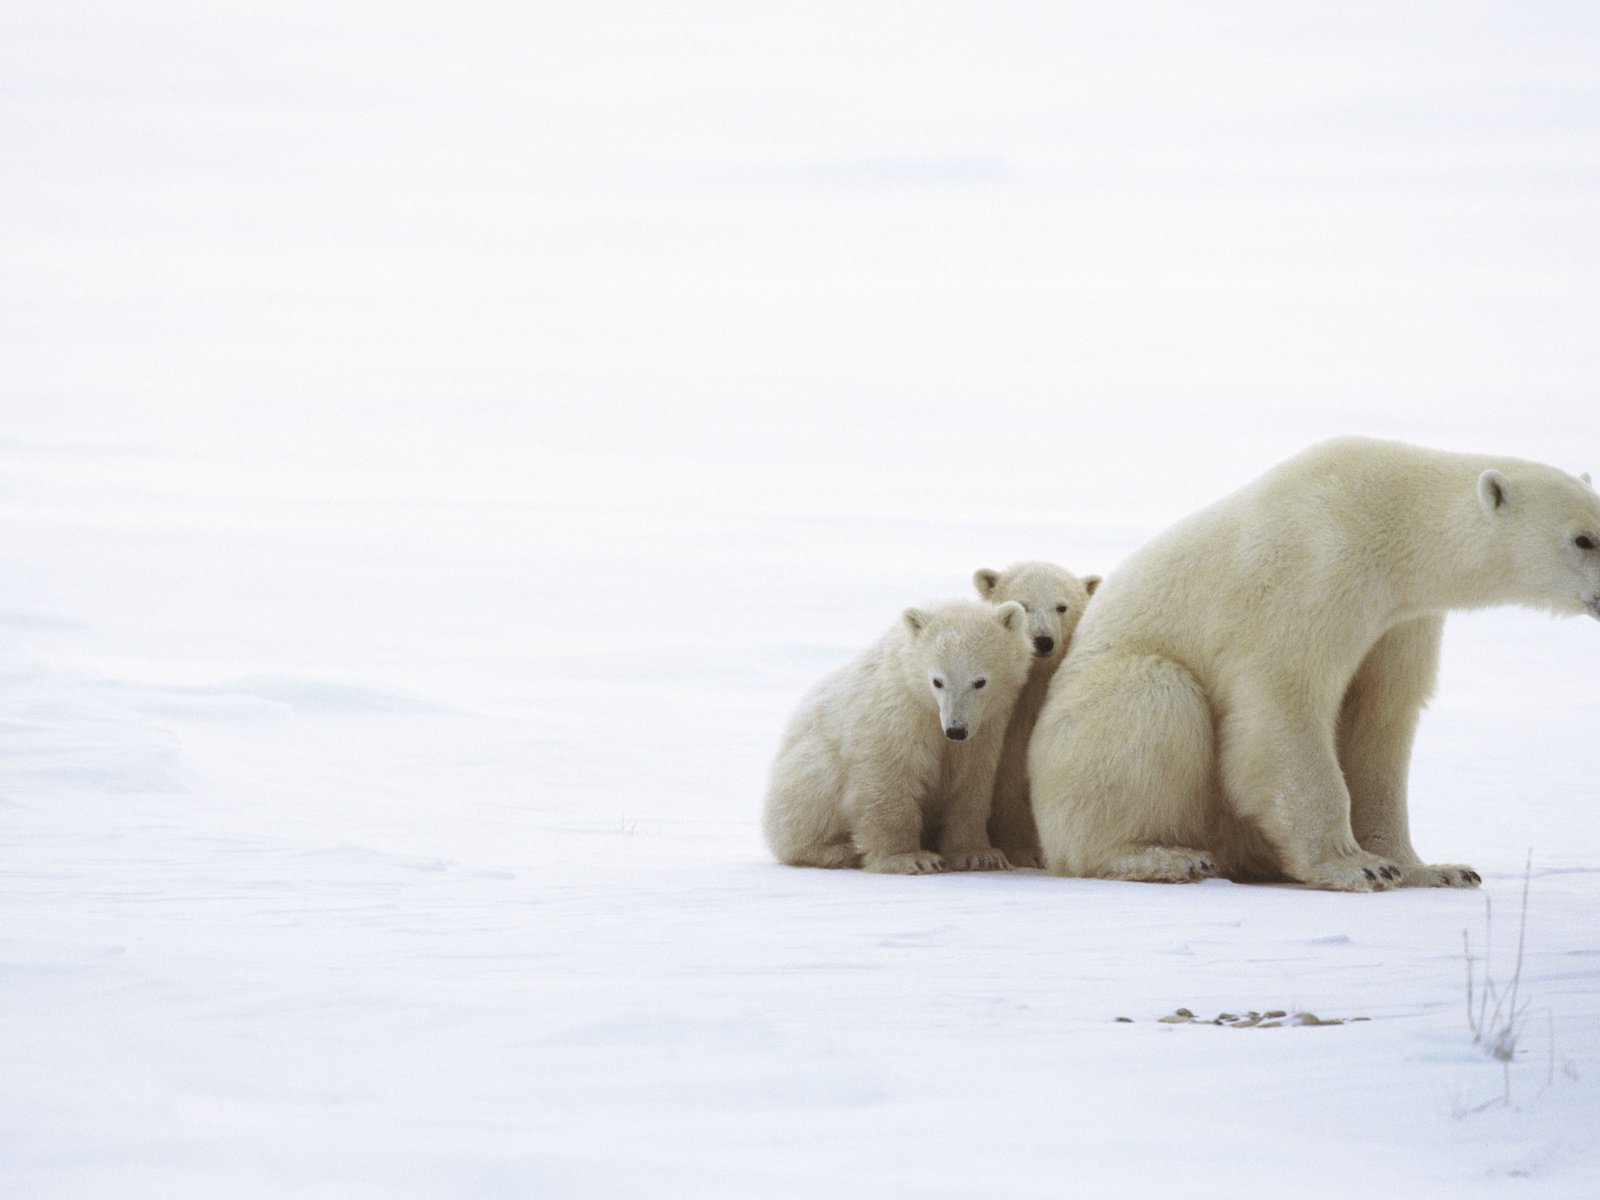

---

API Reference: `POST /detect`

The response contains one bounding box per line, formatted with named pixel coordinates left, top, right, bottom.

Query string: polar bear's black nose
left=944, top=725, right=968, bottom=741
left=1033, top=636, right=1055, bottom=656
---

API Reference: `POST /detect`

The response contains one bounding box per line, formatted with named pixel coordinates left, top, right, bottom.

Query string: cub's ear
left=973, top=568, right=1001, bottom=598
left=1082, top=574, right=1102, bottom=596
left=1477, top=469, right=1512, bottom=516
left=995, top=600, right=1024, bottom=631
left=1582, top=471, right=1593, bottom=489
left=902, top=607, right=929, bottom=636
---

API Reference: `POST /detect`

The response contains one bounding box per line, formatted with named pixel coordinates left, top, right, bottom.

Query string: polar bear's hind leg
left=1032, top=653, right=1219, bottom=881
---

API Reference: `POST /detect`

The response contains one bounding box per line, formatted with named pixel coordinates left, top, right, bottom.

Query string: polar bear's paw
left=946, top=847, right=1012, bottom=872
left=1102, top=845, right=1220, bottom=883
left=1398, top=862, right=1481, bottom=889
left=1001, top=846, right=1046, bottom=870
left=795, top=842, right=863, bottom=869
left=1300, top=852, right=1403, bottom=892
left=865, top=850, right=948, bottom=875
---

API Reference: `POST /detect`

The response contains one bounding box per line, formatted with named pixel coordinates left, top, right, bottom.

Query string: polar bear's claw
left=866, top=851, right=948, bottom=875
left=1396, top=862, right=1481, bottom=888
left=1302, top=852, right=1404, bottom=892
left=1003, top=847, right=1046, bottom=870
left=946, top=848, right=1012, bottom=872
left=1099, top=844, right=1220, bottom=884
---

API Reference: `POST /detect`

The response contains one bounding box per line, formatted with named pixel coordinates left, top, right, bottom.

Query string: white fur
left=1030, top=437, right=1600, bottom=892
left=972, top=562, right=1100, bottom=867
left=765, top=600, right=1031, bottom=873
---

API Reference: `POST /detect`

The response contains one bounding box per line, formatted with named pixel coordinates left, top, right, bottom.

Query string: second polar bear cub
left=764, top=600, right=1031, bottom=873
left=973, top=562, right=1100, bottom=867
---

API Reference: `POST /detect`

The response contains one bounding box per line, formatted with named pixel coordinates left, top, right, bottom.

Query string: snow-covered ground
left=3, top=3, right=1600, bottom=1196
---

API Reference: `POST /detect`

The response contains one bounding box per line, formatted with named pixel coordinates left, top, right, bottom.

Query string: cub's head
left=900, top=601, right=1030, bottom=741
left=1478, top=464, right=1600, bottom=619
left=972, top=561, right=1101, bottom=663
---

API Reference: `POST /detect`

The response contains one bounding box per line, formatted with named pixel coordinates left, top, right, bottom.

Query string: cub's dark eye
left=973, top=678, right=987, bottom=689
left=932, top=678, right=944, bottom=689
left=1577, top=535, right=1598, bottom=551
left=1055, top=604, right=1068, bottom=613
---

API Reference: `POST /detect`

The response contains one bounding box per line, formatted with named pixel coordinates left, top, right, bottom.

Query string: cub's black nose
left=944, top=725, right=968, bottom=741
left=1033, top=636, right=1055, bottom=656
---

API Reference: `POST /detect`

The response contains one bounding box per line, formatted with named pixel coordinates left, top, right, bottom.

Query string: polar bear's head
left=973, top=561, right=1101, bottom=663
left=900, top=601, right=1030, bottom=741
left=1478, top=464, right=1600, bottom=619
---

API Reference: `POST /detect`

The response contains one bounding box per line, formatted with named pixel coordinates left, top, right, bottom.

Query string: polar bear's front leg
left=986, top=732, right=1042, bottom=868
left=939, top=737, right=1013, bottom=871
left=1337, top=615, right=1479, bottom=888
left=847, top=774, right=945, bottom=874
left=1221, top=699, right=1403, bottom=892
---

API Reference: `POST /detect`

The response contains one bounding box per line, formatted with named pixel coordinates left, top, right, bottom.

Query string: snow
left=4, top=2, right=1600, bottom=1196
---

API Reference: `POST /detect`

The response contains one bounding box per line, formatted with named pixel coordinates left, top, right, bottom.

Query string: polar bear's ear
left=1477, top=469, right=1512, bottom=516
left=902, top=607, right=930, bottom=636
left=1582, top=471, right=1593, bottom=489
left=973, top=569, right=1001, bottom=598
left=994, top=601, right=1024, bottom=631
left=1083, top=575, right=1102, bottom=596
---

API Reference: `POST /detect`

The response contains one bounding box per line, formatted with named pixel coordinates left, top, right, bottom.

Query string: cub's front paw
left=945, top=847, right=1012, bottom=872
left=1001, top=846, right=1046, bottom=870
left=865, top=851, right=947, bottom=875
left=1397, top=862, right=1481, bottom=889
left=1300, top=852, right=1403, bottom=893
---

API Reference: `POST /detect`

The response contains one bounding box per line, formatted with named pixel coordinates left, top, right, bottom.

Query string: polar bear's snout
left=1032, top=635, right=1055, bottom=657
left=937, top=690, right=973, bottom=740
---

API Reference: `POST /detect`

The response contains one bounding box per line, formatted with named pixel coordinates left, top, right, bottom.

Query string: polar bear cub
left=1030, top=437, right=1600, bottom=892
left=765, top=600, right=1032, bottom=873
left=973, top=562, right=1100, bottom=867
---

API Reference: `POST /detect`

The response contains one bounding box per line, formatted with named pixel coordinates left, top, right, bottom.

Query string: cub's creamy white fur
left=973, top=562, right=1099, bottom=867
left=1030, top=437, right=1600, bottom=892
left=765, top=600, right=1031, bottom=873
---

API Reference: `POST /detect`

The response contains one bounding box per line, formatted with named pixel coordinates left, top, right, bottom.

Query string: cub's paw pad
left=946, top=848, right=1012, bottom=872
left=866, top=851, right=947, bottom=875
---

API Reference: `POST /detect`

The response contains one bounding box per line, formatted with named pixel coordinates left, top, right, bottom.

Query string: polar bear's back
left=772, top=626, right=909, bottom=758
left=1068, top=439, right=1494, bottom=672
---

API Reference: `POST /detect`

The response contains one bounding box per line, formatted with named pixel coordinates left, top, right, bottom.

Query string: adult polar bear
left=1029, top=437, right=1600, bottom=892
